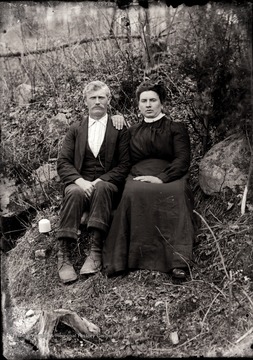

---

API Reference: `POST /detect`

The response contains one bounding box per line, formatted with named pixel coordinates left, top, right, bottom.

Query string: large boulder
left=0, top=163, right=60, bottom=244
left=14, top=84, right=38, bottom=106
left=199, top=134, right=250, bottom=195
left=1, top=163, right=59, bottom=217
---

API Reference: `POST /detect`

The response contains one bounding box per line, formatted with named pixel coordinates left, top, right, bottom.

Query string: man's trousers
left=56, top=181, right=118, bottom=240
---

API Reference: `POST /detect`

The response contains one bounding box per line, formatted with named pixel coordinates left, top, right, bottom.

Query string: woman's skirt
left=102, top=172, right=195, bottom=276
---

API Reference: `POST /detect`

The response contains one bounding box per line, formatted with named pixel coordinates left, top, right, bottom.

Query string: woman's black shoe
left=172, top=268, right=186, bottom=279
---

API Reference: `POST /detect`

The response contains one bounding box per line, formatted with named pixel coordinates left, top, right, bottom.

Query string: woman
left=102, top=81, right=195, bottom=279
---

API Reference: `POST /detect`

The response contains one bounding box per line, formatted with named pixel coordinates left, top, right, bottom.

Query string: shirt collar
left=144, top=112, right=165, bottom=123
left=88, top=113, right=108, bottom=127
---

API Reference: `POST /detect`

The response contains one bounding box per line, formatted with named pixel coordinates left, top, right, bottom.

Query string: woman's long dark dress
left=102, top=116, right=195, bottom=275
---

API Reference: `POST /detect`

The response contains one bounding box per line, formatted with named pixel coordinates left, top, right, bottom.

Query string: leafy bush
left=1, top=1, right=251, bottom=190
left=176, top=3, right=252, bottom=151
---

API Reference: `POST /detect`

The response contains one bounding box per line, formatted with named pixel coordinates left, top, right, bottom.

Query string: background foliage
left=1, top=1, right=251, bottom=188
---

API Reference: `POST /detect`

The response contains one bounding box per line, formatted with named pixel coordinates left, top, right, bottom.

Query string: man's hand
left=111, top=114, right=125, bottom=130
left=133, top=176, right=163, bottom=184
left=75, top=178, right=94, bottom=197
left=92, top=178, right=103, bottom=185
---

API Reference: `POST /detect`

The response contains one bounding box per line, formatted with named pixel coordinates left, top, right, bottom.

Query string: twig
left=0, top=35, right=142, bottom=58
left=184, top=279, right=227, bottom=299
left=163, top=282, right=192, bottom=289
left=175, top=332, right=203, bottom=348
left=241, top=288, right=253, bottom=311
left=193, top=210, right=229, bottom=279
left=241, top=184, right=248, bottom=216
left=241, top=128, right=253, bottom=215
left=208, top=209, right=223, bottom=223
left=165, top=301, right=170, bottom=328
left=235, top=327, right=253, bottom=344
left=228, top=270, right=233, bottom=341
left=201, top=293, right=220, bottom=328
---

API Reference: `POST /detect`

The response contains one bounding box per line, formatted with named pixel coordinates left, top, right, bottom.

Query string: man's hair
left=136, top=81, right=167, bottom=104
left=83, top=80, right=111, bottom=99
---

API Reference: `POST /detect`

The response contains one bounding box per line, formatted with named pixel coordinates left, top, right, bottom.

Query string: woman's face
left=138, top=90, right=162, bottom=118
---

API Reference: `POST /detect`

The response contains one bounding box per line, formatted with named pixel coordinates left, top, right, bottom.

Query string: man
left=56, top=80, right=130, bottom=284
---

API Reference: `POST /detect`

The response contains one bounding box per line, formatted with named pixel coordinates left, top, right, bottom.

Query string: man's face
left=85, top=88, right=110, bottom=119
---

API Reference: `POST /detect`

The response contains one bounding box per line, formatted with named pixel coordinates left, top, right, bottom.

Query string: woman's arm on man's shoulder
left=111, top=114, right=128, bottom=130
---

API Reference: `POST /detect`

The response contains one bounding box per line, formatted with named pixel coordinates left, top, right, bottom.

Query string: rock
left=0, top=178, right=16, bottom=214
left=206, top=330, right=253, bottom=357
left=25, top=310, right=35, bottom=318
left=13, top=309, right=40, bottom=334
left=0, top=177, right=36, bottom=242
left=9, top=111, right=19, bottom=119
left=34, top=249, right=47, bottom=259
left=32, top=163, right=59, bottom=183
left=169, top=331, right=179, bottom=345
left=1, top=162, right=61, bottom=242
left=1, top=163, right=59, bottom=217
left=154, top=301, right=163, bottom=307
left=15, top=84, right=37, bottom=106
left=199, top=134, right=250, bottom=195
left=59, top=108, right=72, bottom=114
left=48, top=113, right=69, bottom=133
left=1, top=180, right=45, bottom=217
left=54, top=113, right=68, bottom=123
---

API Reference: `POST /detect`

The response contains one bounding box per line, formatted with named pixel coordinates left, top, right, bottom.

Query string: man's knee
left=95, top=181, right=118, bottom=194
left=64, top=184, right=85, bottom=199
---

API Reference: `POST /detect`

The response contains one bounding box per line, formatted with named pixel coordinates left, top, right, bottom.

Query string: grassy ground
left=2, top=190, right=253, bottom=359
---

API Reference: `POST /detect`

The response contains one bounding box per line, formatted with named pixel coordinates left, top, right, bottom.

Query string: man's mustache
left=92, top=105, right=105, bottom=109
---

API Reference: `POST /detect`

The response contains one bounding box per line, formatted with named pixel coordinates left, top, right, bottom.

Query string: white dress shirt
left=88, top=114, right=108, bottom=158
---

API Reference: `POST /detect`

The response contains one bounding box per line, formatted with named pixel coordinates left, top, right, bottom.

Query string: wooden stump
left=37, top=309, right=100, bottom=357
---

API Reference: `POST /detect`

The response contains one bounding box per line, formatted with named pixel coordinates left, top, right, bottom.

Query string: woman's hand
left=133, top=176, right=163, bottom=184
left=111, top=114, right=125, bottom=130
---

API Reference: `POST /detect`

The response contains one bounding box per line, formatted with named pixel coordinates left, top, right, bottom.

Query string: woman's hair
left=136, top=81, right=167, bottom=103
left=83, top=80, right=111, bottom=99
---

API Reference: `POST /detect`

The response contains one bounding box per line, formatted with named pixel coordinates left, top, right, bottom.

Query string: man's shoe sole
left=80, top=267, right=101, bottom=275
left=60, top=276, right=78, bottom=284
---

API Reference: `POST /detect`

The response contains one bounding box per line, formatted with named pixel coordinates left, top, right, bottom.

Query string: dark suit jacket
left=57, top=115, right=131, bottom=189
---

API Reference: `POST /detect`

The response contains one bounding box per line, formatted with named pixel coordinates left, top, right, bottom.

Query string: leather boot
left=80, top=231, right=103, bottom=275
left=57, top=238, right=78, bottom=284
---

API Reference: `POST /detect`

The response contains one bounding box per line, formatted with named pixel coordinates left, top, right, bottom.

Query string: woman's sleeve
left=157, top=122, right=191, bottom=183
